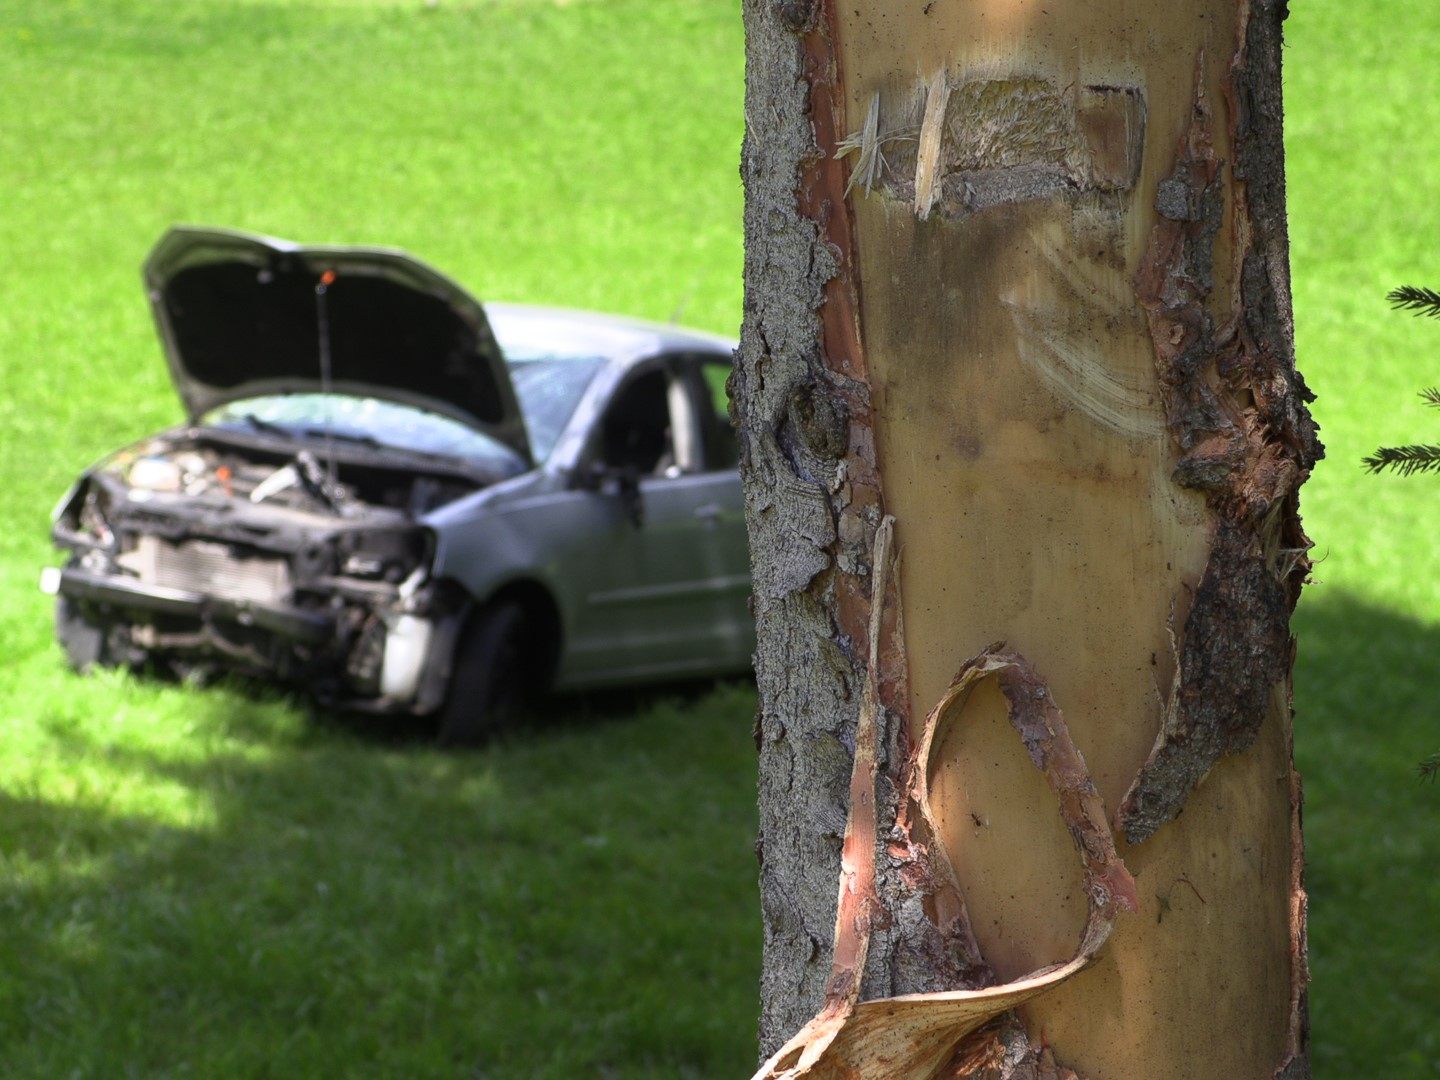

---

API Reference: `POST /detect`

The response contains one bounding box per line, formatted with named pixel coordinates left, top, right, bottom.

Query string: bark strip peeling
left=1121, top=40, right=1321, bottom=846
left=751, top=646, right=1138, bottom=1080
left=1274, top=698, right=1310, bottom=1080
left=820, top=516, right=894, bottom=1012
left=740, top=0, right=917, bottom=1049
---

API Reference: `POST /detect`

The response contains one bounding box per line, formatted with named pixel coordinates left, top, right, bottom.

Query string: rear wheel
left=435, top=601, right=531, bottom=747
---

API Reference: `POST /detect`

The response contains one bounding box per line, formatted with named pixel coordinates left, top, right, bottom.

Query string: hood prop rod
left=315, top=268, right=338, bottom=491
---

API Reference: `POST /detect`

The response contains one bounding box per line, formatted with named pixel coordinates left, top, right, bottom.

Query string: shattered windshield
left=202, top=358, right=602, bottom=466
left=204, top=395, right=528, bottom=469
left=507, top=357, right=604, bottom=460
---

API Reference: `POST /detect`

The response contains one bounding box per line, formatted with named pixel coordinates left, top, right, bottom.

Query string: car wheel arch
left=447, top=576, right=563, bottom=694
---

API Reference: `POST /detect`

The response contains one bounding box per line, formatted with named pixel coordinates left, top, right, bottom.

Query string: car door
left=685, top=352, right=753, bottom=671
left=559, top=358, right=745, bottom=683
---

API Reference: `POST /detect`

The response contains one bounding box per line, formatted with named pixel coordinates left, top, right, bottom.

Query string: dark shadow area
left=533, top=675, right=756, bottom=730
left=1, top=672, right=761, bottom=1077
left=331, top=673, right=756, bottom=750
left=1290, top=587, right=1440, bottom=1075
left=112, top=652, right=755, bottom=755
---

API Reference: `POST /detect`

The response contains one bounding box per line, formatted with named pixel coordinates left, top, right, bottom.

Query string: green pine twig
left=1362, top=444, right=1440, bottom=475
left=1419, top=752, right=1440, bottom=783
left=1389, top=285, right=1440, bottom=319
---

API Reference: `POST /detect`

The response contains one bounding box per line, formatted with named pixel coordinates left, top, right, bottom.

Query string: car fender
left=422, top=472, right=578, bottom=634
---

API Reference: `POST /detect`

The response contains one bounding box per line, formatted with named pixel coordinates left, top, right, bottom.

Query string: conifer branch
left=1362, top=444, right=1440, bottom=475
left=1388, top=285, right=1440, bottom=319
left=1419, top=752, right=1440, bottom=783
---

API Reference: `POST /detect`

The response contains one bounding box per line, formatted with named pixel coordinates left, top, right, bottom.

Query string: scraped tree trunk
left=735, top=2, right=1320, bottom=1077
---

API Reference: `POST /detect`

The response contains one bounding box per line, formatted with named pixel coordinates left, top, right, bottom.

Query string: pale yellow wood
left=833, top=2, right=1293, bottom=1075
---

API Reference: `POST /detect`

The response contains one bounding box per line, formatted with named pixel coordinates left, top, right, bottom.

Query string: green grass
left=0, top=1, right=756, bottom=1076
left=0, top=0, right=1437, bottom=1075
left=0, top=677, right=760, bottom=1076
left=1286, top=2, right=1440, bottom=1073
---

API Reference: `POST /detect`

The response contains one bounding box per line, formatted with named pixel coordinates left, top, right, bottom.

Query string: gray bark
left=736, top=0, right=855, bottom=1052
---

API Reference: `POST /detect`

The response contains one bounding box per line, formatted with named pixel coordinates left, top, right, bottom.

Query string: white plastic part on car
left=127, top=456, right=184, bottom=492
left=380, top=614, right=434, bottom=701
left=249, top=464, right=300, bottom=504
left=38, top=566, right=62, bottom=595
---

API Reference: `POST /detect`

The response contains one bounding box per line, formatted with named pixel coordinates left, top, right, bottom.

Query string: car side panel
left=576, top=472, right=749, bottom=679
left=634, top=471, right=752, bottom=671
left=426, top=483, right=629, bottom=682
left=428, top=477, right=752, bottom=689
left=693, top=469, right=754, bottom=672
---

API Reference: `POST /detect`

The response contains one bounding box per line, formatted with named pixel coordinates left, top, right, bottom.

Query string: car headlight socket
left=339, top=527, right=434, bottom=582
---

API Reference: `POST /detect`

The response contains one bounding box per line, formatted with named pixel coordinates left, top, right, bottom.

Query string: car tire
left=435, top=601, right=530, bottom=747
left=55, top=596, right=111, bottom=672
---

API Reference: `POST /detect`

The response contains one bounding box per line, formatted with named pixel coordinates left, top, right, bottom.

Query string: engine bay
left=114, top=431, right=482, bottom=519
left=48, top=427, right=491, bottom=710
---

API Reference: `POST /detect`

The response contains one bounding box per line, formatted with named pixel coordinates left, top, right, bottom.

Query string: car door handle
left=694, top=503, right=724, bottom=526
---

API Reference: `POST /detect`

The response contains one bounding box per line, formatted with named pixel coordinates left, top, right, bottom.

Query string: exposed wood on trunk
left=738, top=0, right=1316, bottom=1075
left=752, top=646, right=1137, bottom=1080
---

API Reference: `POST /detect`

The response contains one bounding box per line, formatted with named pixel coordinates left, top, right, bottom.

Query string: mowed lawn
left=0, top=2, right=756, bottom=1076
left=0, top=0, right=1436, bottom=1076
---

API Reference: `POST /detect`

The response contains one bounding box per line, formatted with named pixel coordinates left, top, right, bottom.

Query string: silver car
left=44, top=227, right=754, bottom=743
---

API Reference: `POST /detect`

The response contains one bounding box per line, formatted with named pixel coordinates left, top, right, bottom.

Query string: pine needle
left=1421, top=387, right=1440, bottom=408
left=1362, top=444, right=1440, bottom=475
left=1388, top=285, right=1440, bottom=319
left=1419, top=751, right=1440, bottom=783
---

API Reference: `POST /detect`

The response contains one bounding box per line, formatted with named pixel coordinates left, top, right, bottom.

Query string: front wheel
left=435, top=601, right=530, bottom=747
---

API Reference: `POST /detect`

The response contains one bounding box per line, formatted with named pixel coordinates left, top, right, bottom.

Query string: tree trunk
left=735, top=2, right=1320, bottom=1077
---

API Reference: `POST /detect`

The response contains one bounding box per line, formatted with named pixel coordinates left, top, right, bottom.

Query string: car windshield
left=506, top=357, right=604, bottom=459
left=202, top=357, right=603, bottom=466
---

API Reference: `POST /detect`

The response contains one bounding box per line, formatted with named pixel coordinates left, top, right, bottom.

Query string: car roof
left=485, top=302, right=736, bottom=367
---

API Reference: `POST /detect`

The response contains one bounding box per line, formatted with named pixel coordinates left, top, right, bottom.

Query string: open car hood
left=144, top=226, right=531, bottom=464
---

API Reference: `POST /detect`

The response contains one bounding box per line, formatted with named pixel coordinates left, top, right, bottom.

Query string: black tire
left=435, top=601, right=530, bottom=747
left=55, top=596, right=110, bottom=672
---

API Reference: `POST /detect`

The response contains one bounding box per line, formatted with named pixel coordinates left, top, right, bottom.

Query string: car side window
left=597, top=368, right=675, bottom=476
left=699, top=357, right=739, bottom=471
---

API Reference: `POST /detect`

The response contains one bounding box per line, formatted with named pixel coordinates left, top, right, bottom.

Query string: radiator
left=119, top=535, right=291, bottom=604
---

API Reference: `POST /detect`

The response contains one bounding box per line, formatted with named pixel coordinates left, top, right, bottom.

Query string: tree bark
left=736, top=2, right=1320, bottom=1077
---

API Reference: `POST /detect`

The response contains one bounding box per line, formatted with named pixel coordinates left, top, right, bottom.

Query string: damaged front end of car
left=46, top=430, right=480, bottom=714
left=42, top=225, right=542, bottom=715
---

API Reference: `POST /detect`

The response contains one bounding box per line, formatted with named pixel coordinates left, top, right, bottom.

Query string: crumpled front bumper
left=44, top=564, right=335, bottom=644
left=42, top=563, right=454, bottom=714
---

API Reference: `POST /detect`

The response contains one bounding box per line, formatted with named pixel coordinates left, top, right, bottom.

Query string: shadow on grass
left=0, top=669, right=762, bottom=1078
left=125, top=651, right=755, bottom=755
left=8, top=586, right=1437, bottom=1076
left=328, top=674, right=754, bottom=752
left=1291, top=588, right=1440, bottom=1076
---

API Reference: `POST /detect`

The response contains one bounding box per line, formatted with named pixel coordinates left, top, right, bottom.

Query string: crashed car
left=43, top=226, right=753, bottom=743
